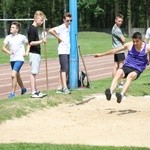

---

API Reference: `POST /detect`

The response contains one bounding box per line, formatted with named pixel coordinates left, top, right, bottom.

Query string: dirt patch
left=0, top=94, right=150, bottom=148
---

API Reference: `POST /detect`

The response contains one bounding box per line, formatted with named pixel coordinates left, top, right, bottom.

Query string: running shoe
left=105, top=88, right=111, bottom=100
left=8, top=92, right=15, bottom=99
left=31, top=92, right=43, bottom=98
left=117, top=83, right=124, bottom=89
left=56, top=88, right=63, bottom=94
left=21, top=87, right=27, bottom=95
left=63, top=88, right=71, bottom=94
left=116, top=92, right=122, bottom=103
left=37, top=91, right=47, bottom=97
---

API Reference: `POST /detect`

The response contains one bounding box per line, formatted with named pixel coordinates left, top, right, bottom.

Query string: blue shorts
left=10, top=61, right=24, bottom=72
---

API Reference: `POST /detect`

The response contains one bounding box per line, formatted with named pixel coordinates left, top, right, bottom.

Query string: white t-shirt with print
left=4, top=34, right=28, bottom=61
left=54, top=23, right=70, bottom=54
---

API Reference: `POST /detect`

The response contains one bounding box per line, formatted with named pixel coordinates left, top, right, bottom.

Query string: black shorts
left=59, top=54, right=69, bottom=72
left=114, top=53, right=125, bottom=62
left=122, top=66, right=141, bottom=79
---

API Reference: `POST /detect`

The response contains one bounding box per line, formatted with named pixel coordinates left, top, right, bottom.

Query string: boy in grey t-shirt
left=111, top=14, right=126, bottom=88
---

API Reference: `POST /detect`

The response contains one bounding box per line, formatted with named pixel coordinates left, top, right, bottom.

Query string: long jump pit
left=0, top=94, right=150, bottom=148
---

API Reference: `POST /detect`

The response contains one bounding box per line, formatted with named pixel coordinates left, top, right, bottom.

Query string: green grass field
left=0, top=143, right=149, bottom=150
left=0, top=32, right=150, bottom=150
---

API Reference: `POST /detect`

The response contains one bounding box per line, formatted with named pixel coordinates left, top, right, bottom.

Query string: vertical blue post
left=69, top=0, right=78, bottom=89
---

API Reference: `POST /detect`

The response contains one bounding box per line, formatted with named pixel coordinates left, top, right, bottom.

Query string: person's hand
left=9, top=51, right=13, bottom=55
left=42, top=38, right=46, bottom=43
left=23, top=52, right=29, bottom=57
left=58, top=38, right=63, bottom=43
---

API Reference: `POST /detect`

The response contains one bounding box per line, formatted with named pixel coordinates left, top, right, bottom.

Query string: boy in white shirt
left=49, top=12, right=72, bottom=94
left=2, top=22, right=29, bottom=98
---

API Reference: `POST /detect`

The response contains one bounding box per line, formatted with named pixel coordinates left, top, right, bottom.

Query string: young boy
left=111, top=14, right=126, bottom=88
left=27, top=11, right=47, bottom=98
left=95, top=32, right=150, bottom=103
left=2, top=21, right=28, bottom=98
left=49, top=12, right=72, bottom=94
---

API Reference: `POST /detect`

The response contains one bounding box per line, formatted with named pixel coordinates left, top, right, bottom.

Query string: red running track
left=0, top=55, right=113, bottom=99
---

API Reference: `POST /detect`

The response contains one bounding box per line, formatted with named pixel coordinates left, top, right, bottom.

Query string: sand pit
left=0, top=94, right=150, bottom=148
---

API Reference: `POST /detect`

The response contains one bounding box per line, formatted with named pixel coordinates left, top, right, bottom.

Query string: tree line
left=0, top=0, right=150, bottom=36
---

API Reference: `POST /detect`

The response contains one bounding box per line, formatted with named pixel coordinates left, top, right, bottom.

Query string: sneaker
left=56, top=88, right=63, bottom=94
left=21, top=87, right=27, bottom=95
left=8, top=92, right=15, bottom=99
left=105, top=88, right=111, bottom=100
left=117, top=83, right=124, bottom=89
left=30, top=92, right=43, bottom=98
left=116, top=92, right=122, bottom=103
left=63, top=88, right=71, bottom=94
left=37, top=91, right=47, bottom=97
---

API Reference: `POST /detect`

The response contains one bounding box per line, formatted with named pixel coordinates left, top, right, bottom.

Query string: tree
left=127, top=0, right=132, bottom=37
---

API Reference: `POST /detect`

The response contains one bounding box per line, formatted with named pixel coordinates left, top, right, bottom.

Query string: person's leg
left=17, top=73, right=23, bottom=88
left=56, top=71, right=64, bottom=93
left=29, top=53, right=44, bottom=98
left=116, top=71, right=138, bottom=103
left=11, top=70, right=17, bottom=93
left=61, top=71, right=67, bottom=88
left=110, top=69, right=124, bottom=93
left=112, top=62, right=118, bottom=78
left=116, top=53, right=125, bottom=88
left=9, top=61, right=24, bottom=98
left=30, top=73, right=37, bottom=94
left=118, top=60, right=124, bottom=85
left=58, top=54, right=70, bottom=94
left=105, top=68, right=124, bottom=100
left=121, top=72, right=137, bottom=95
left=13, top=61, right=27, bottom=95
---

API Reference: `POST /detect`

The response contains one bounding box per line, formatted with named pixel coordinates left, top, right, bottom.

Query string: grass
left=0, top=143, right=149, bottom=150
left=0, top=32, right=149, bottom=149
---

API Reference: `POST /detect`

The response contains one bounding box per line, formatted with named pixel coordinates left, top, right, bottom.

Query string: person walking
left=2, top=21, right=28, bottom=98
left=49, top=12, right=72, bottom=94
left=95, top=32, right=150, bottom=103
left=112, top=14, right=126, bottom=88
left=27, top=10, right=47, bottom=98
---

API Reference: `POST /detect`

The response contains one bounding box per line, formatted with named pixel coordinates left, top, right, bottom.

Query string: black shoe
left=105, top=88, right=111, bottom=100
left=116, top=92, right=122, bottom=103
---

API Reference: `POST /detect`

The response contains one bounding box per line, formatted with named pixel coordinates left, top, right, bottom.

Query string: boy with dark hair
left=95, top=32, right=150, bottom=103
left=2, top=21, right=29, bottom=98
left=49, top=12, right=72, bottom=94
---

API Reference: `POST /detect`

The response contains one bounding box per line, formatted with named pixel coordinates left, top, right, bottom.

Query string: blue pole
left=69, top=0, right=78, bottom=89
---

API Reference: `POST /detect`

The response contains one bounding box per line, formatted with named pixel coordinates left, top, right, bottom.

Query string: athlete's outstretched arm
left=94, top=42, right=131, bottom=58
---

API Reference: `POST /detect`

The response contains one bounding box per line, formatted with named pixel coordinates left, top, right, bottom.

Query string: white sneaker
left=56, top=88, right=63, bottom=94
left=117, top=83, right=124, bottom=89
left=31, top=92, right=43, bottom=98
left=37, top=91, right=47, bottom=97
left=63, top=88, right=71, bottom=94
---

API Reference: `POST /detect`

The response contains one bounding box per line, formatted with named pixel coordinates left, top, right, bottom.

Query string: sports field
left=0, top=32, right=150, bottom=149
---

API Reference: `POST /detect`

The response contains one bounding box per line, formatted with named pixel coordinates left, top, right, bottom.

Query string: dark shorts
left=122, top=66, right=141, bottom=79
left=59, top=54, right=69, bottom=72
left=114, top=53, right=125, bottom=62
left=10, top=61, right=24, bottom=73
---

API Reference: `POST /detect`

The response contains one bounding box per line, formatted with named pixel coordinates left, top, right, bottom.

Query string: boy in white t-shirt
left=49, top=12, right=72, bottom=94
left=2, top=22, right=29, bottom=98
